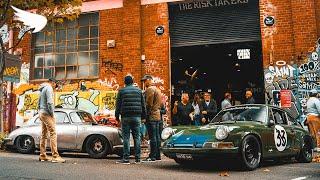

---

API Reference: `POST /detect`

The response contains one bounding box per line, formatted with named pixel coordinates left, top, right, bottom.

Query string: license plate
left=176, top=153, right=193, bottom=160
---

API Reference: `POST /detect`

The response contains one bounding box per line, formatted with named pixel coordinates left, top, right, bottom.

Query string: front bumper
left=161, top=146, right=239, bottom=159
left=3, top=138, right=14, bottom=146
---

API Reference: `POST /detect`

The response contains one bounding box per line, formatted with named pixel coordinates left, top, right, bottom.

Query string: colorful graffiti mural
left=264, top=39, right=320, bottom=122
left=14, top=80, right=118, bottom=124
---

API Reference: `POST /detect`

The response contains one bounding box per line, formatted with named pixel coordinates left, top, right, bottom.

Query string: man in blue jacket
left=115, top=75, right=147, bottom=164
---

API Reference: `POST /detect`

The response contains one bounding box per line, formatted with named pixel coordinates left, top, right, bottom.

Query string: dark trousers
left=147, top=121, right=161, bottom=160
left=121, top=117, right=141, bottom=161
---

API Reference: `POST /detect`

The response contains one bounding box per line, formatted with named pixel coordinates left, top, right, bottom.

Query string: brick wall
left=315, top=0, right=320, bottom=37
left=259, top=0, right=318, bottom=67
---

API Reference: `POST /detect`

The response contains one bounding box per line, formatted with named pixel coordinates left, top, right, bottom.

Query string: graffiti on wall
left=264, top=39, right=320, bottom=122
left=102, top=59, right=123, bottom=75
left=145, top=60, right=164, bottom=74
left=14, top=80, right=119, bottom=124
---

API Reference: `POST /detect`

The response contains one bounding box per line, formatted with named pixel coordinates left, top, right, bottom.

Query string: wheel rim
left=303, top=142, right=312, bottom=160
left=91, top=138, right=105, bottom=153
left=20, top=137, right=32, bottom=150
left=243, top=138, right=260, bottom=166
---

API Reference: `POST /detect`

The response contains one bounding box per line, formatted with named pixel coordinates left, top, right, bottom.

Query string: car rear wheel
left=240, top=135, right=261, bottom=170
left=85, top=135, right=109, bottom=159
left=296, top=138, right=313, bottom=163
left=15, top=136, right=35, bottom=154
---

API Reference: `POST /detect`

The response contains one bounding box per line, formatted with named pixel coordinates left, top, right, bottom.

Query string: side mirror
left=268, top=119, right=275, bottom=127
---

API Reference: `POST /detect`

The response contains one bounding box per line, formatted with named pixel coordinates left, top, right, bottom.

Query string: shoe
left=51, top=156, right=66, bottom=163
left=142, top=157, right=156, bottom=162
left=39, top=156, right=51, bottom=162
left=134, top=159, right=141, bottom=164
left=116, top=159, right=130, bottom=165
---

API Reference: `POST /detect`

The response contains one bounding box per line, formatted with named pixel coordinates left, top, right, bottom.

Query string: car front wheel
left=240, top=135, right=261, bottom=170
left=15, top=136, right=35, bottom=154
left=85, top=135, right=109, bottom=159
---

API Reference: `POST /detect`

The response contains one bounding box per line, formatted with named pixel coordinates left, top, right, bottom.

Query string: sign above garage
left=177, top=0, right=249, bottom=11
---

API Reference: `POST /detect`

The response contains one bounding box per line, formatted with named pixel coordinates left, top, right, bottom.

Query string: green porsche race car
left=161, top=104, right=314, bottom=170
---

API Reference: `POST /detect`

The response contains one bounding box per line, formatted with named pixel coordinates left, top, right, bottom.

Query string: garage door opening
left=171, top=41, right=265, bottom=110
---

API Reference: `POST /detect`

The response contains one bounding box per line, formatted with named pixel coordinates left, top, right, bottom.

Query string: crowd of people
left=171, top=89, right=256, bottom=126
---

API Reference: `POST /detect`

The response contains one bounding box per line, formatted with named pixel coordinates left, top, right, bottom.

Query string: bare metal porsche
left=4, top=109, right=126, bottom=159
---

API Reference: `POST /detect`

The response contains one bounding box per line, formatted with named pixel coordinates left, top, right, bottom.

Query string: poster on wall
left=3, top=53, right=22, bottom=83
left=280, top=90, right=291, bottom=108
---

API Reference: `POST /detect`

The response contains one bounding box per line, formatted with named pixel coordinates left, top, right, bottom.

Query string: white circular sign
left=274, top=125, right=287, bottom=152
left=311, top=52, right=319, bottom=61
left=0, top=24, right=9, bottom=44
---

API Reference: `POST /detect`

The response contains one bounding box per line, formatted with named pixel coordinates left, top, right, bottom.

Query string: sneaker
left=51, top=156, right=66, bottom=163
left=116, top=159, right=130, bottom=165
left=142, top=157, right=156, bottom=163
left=38, top=156, right=51, bottom=162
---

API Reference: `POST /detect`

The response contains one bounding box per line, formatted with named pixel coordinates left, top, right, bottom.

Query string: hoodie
left=38, top=83, right=55, bottom=116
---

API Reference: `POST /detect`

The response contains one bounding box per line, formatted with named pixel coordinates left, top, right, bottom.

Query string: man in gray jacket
left=38, top=78, right=65, bottom=163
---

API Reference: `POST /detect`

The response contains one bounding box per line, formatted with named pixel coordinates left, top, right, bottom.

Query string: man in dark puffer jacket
left=115, top=75, right=146, bottom=164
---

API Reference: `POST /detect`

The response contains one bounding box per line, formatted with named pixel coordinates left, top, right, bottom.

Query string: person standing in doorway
left=221, top=92, right=232, bottom=110
left=306, top=89, right=320, bottom=152
left=172, top=92, right=194, bottom=126
left=115, top=75, right=146, bottom=164
left=38, top=78, right=65, bottom=163
left=200, top=92, right=217, bottom=124
left=245, top=89, right=255, bottom=104
left=192, top=93, right=202, bottom=126
left=141, top=75, right=162, bottom=162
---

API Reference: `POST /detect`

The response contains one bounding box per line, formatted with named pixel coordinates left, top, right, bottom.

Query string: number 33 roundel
left=274, top=125, right=288, bottom=152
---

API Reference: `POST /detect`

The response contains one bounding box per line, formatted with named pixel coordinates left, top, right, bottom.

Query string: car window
left=286, top=113, right=296, bottom=126
left=34, top=117, right=40, bottom=124
left=271, top=108, right=288, bottom=125
left=212, top=106, right=267, bottom=123
left=70, top=111, right=95, bottom=123
left=55, top=112, right=70, bottom=124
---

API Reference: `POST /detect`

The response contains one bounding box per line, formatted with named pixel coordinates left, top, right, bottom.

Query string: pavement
left=0, top=150, right=320, bottom=180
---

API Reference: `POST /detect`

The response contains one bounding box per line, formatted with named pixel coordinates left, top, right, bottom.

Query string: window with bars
left=31, top=12, right=99, bottom=80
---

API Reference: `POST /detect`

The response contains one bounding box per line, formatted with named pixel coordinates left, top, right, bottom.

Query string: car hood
left=167, top=122, right=239, bottom=147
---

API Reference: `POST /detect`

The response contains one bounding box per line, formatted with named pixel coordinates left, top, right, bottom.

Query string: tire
left=239, top=135, right=262, bottom=170
left=15, top=136, right=35, bottom=154
left=85, top=135, right=109, bottom=159
left=296, top=138, right=313, bottom=163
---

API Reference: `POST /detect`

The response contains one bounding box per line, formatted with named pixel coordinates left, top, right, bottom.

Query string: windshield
left=70, top=111, right=96, bottom=123
left=211, top=106, right=267, bottom=123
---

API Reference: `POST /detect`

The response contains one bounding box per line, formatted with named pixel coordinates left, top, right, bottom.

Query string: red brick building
left=11, top=0, right=320, bottom=125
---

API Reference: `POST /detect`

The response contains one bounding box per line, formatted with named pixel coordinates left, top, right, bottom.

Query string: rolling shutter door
left=169, top=0, right=261, bottom=47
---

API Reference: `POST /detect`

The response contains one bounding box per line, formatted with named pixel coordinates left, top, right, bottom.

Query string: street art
left=145, top=60, right=164, bottom=74
left=56, top=90, right=100, bottom=115
left=13, top=80, right=119, bottom=124
left=102, top=59, right=123, bottom=75
left=264, top=39, right=320, bottom=122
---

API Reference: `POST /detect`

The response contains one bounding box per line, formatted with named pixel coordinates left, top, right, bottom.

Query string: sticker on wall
left=274, top=125, right=287, bottom=152
left=311, top=52, right=318, bottom=61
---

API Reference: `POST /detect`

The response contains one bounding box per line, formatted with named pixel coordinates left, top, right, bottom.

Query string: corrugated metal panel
left=169, top=1, right=261, bottom=47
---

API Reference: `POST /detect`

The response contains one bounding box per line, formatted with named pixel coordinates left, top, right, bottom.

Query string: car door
left=55, top=111, right=78, bottom=150
left=270, top=108, right=295, bottom=156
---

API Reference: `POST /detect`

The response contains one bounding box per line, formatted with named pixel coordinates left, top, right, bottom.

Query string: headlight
left=215, top=126, right=229, bottom=140
left=161, top=127, right=176, bottom=140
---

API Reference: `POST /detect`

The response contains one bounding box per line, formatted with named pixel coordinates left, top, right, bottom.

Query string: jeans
left=194, top=114, right=201, bottom=126
left=147, top=121, right=161, bottom=160
left=121, top=117, right=141, bottom=161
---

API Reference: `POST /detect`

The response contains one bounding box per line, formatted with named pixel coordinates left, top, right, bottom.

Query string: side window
left=271, top=109, right=288, bottom=125
left=286, top=113, right=295, bottom=126
left=34, top=117, right=41, bottom=124
left=54, top=112, right=70, bottom=124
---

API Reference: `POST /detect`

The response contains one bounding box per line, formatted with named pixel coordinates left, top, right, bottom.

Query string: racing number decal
left=274, top=125, right=287, bottom=152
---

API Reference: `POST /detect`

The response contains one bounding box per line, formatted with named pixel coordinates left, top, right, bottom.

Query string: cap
left=141, top=74, right=153, bottom=81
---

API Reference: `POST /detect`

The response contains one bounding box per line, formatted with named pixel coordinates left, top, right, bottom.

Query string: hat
left=124, top=75, right=133, bottom=85
left=48, top=78, right=57, bottom=83
left=310, top=89, right=318, bottom=94
left=141, top=74, right=153, bottom=81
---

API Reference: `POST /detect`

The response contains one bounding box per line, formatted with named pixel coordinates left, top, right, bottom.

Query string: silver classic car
left=4, top=109, right=125, bottom=159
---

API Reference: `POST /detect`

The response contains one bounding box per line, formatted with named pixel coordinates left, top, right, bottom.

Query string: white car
left=4, top=109, right=127, bottom=159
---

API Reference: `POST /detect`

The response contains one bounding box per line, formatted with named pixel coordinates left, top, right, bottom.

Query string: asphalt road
left=0, top=150, right=319, bottom=180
